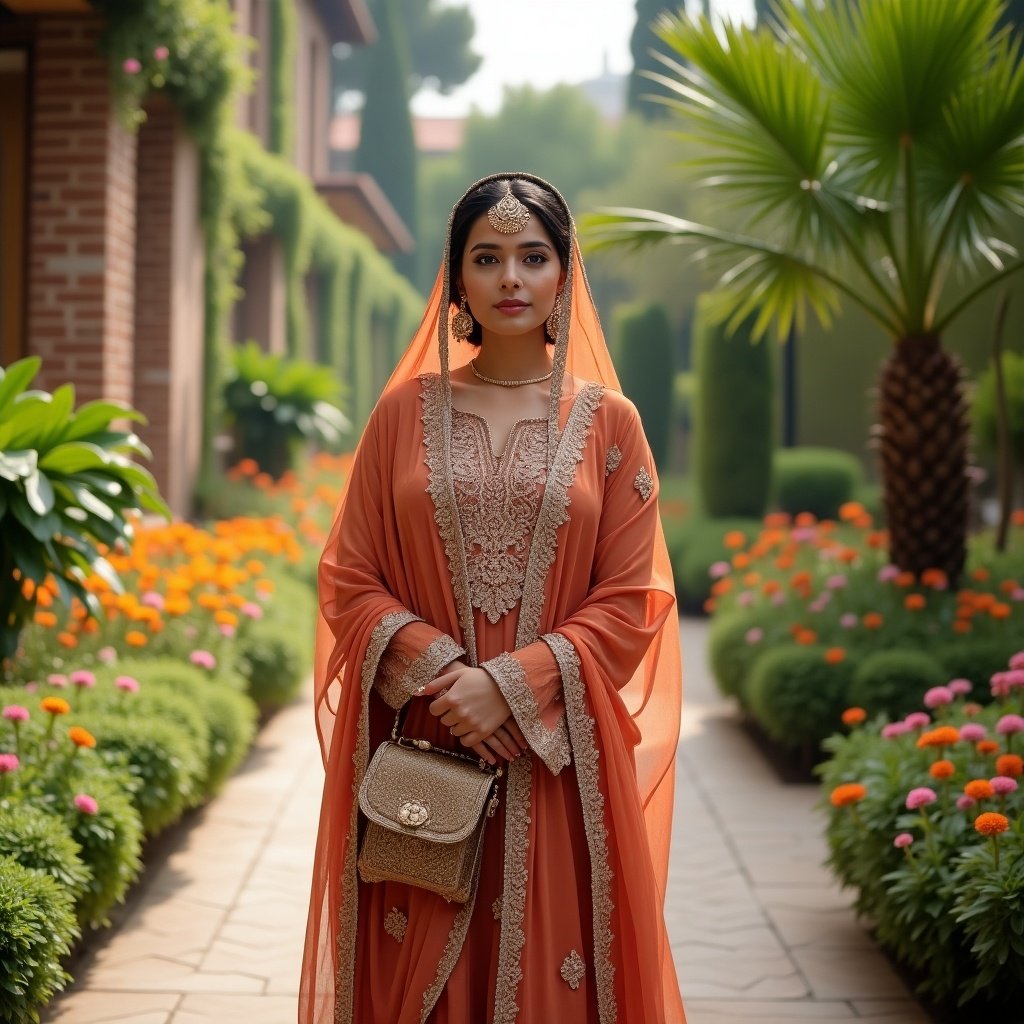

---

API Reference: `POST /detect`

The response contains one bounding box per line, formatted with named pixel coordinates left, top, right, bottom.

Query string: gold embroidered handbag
left=356, top=706, right=503, bottom=903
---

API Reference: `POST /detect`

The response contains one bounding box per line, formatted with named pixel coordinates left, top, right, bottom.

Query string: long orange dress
left=300, top=172, right=686, bottom=1024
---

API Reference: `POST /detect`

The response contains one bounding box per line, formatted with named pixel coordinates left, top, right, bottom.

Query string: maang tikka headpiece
left=487, top=180, right=531, bottom=234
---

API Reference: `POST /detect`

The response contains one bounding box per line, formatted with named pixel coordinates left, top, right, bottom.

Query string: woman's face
left=457, top=210, right=565, bottom=341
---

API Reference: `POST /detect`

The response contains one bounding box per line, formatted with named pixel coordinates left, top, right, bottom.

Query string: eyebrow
left=469, top=240, right=553, bottom=252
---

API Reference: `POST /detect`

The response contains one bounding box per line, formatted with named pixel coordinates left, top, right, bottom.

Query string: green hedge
left=847, top=649, right=949, bottom=721
left=773, top=446, right=864, bottom=519
left=671, top=516, right=763, bottom=612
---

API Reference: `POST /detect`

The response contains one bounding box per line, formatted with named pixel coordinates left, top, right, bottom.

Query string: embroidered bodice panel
left=450, top=408, right=548, bottom=624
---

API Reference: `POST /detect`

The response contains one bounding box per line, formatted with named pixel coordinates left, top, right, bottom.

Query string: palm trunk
left=872, top=334, right=970, bottom=584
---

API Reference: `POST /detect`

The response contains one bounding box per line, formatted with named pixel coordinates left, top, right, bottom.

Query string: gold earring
left=452, top=295, right=474, bottom=340
left=545, top=293, right=563, bottom=341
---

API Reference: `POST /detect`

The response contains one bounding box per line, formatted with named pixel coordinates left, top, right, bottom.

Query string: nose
left=499, top=264, right=522, bottom=291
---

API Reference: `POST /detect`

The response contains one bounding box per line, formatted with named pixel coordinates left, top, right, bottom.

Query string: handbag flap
left=358, top=741, right=496, bottom=844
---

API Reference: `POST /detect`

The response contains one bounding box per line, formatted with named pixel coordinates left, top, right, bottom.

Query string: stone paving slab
left=45, top=618, right=929, bottom=1023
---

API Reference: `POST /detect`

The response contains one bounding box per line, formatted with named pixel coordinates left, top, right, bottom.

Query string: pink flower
left=792, top=527, right=817, bottom=543
left=906, top=787, right=937, bottom=810
left=992, top=673, right=1013, bottom=699
left=2, top=705, right=29, bottom=722
left=840, top=613, right=858, bottom=629
left=809, top=596, right=830, bottom=613
left=189, top=650, right=217, bottom=671
left=991, top=776, right=1019, bottom=796
left=1012, top=588, right=1024, bottom=602
left=960, top=723, right=987, bottom=743
left=708, top=561, right=731, bottom=580
left=70, top=670, right=95, bottom=689
left=893, top=833, right=914, bottom=848
left=142, top=591, right=165, bottom=610
left=948, top=678, right=972, bottom=696
left=882, top=721, right=911, bottom=739
left=23, top=682, right=37, bottom=694
left=115, top=675, right=139, bottom=693
left=122, top=57, right=142, bottom=74
left=904, top=712, right=931, bottom=730
left=924, top=686, right=954, bottom=709
left=1005, top=670, right=1024, bottom=689
left=996, top=714, right=1024, bottom=736
left=0, top=754, right=19, bottom=773
left=770, top=591, right=785, bottom=606
left=1010, top=652, right=1024, bottom=670
left=153, top=45, right=169, bottom=60
left=826, top=574, right=848, bottom=590
left=97, top=646, right=118, bottom=664
left=957, top=794, right=978, bottom=812
left=73, top=793, right=98, bottom=815
left=241, top=602, right=263, bottom=620
left=745, top=627, right=763, bottom=645
left=47, top=673, right=67, bottom=688
left=878, top=565, right=900, bottom=583
left=218, top=624, right=236, bottom=638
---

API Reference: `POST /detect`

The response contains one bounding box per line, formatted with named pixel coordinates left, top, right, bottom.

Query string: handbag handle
left=390, top=701, right=504, bottom=778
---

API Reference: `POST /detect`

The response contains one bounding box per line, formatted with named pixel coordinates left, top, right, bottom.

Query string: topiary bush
left=202, top=686, right=258, bottom=792
left=0, top=805, right=89, bottom=906
left=933, top=639, right=1021, bottom=703
left=773, top=446, right=864, bottom=519
left=0, top=856, right=78, bottom=1022
left=612, top=300, right=676, bottom=469
left=707, top=612, right=766, bottom=700
left=746, top=644, right=854, bottom=751
left=691, top=294, right=774, bottom=518
left=848, top=650, right=948, bottom=721
left=675, top=516, right=762, bottom=612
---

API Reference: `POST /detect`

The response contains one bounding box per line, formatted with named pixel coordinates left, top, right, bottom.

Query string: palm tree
left=585, top=0, right=1024, bottom=583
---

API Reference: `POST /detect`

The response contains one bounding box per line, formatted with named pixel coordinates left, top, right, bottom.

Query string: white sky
left=412, top=0, right=755, bottom=117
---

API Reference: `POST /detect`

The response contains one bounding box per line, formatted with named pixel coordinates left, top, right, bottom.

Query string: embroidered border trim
left=420, top=877, right=480, bottom=1022
left=481, top=651, right=570, bottom=774
left=421, top=373, right=479, bottom=665
left=376, top=632, right=465, bottom=710
left=542, top=632, right=618, bottom=1024
left=514, top=383, right=604, bottom=650
left=334, top=608, right=419, bottom=1024
left=492, top=754, right=532, bottom=1024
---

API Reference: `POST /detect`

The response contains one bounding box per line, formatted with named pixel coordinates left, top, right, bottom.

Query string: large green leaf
left=61, top=399, right=146, bottom=443
left=38, top=441, right=110, bottom=475
left=23, top=469, right=54, bottom=516
left=0, top=356, right=41, bottom=419
left=0, top=394, right=59, bottom=450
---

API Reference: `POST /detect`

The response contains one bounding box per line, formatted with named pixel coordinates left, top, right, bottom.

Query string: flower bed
left=820, top=655, right=1024, bottom=1013
left=0, top=456, right=349, bottom=1019
left=704, top=504, right=1024, bottom=762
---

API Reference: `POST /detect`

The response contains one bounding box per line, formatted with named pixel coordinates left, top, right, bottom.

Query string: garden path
left=45, top=618, right=930, bottom=1024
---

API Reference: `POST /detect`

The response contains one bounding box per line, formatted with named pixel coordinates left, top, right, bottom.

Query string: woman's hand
left=419, top=666, right=528, bottom=764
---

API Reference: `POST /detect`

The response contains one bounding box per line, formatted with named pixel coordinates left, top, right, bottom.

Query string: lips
left=495, top=300, right=529, bottom=310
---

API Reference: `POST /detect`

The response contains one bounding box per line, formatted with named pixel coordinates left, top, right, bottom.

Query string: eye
left=474, top=254, right=499, bottom=265
left=524, top=253, right=548, bottom=264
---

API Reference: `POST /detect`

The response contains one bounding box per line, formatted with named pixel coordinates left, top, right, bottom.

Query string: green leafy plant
left=585, top=0, right=1024, bottom=585
left=0, top=357, right=170, bottom=666
left=223, top=342, right=350, bottom=478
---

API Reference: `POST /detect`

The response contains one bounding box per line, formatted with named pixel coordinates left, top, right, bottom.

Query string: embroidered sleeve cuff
left=376, top=632, right=466, bottom=710
left=481, top=651, right=571, bottom=775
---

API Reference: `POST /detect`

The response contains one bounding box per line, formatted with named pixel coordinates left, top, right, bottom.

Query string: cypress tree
left=355, top=0, right=417, bottom=279
left=626, top=0, right=677, bottom=119
left=612, top=301, right=675, bottom=469
left=691, top=294, right=775, bottom=518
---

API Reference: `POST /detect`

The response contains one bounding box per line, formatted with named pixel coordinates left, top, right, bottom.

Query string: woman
left=300, top=172, right=686, bottom=1024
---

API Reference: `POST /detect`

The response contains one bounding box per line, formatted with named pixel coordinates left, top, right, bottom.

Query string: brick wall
left=28, top=15, right=137, bottom=404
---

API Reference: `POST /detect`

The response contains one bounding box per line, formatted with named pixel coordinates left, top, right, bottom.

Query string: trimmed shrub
left=848, top=649, right=947, bottom=721
left=0, top=856, right=77, bottom=1022
left=708, top=612, right=765, bottom=700
left=612, top=300, right=676, bottom=469
left=240, top=617, right=309, bottom=707
left=675, top=516, right=762, bottom=612
left=203, top=686, right=258, bottom=792
left=746, top=644, right=853, bottom=749
left=933, top=639, right=1020, bottom=703
left=773, top=446, right=864, bottom=519
left=691, top=294, right=774, bottom=518
left=0, top=805, right=89, bottom=905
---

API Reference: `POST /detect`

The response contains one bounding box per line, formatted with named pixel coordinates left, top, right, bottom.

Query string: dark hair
left=448, top=177, right=572, bottom=346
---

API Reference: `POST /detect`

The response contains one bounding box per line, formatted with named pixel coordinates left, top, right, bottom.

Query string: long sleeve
left=480, top=398, right=672, bottom=774
left=376, top=620, right=465, bottom=710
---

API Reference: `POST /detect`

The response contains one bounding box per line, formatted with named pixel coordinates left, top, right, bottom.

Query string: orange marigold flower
left=996, top=754, right=1023, bottom=778
left=795, top=629, right=818, bottom=646
left=214, top=610, right=238, bottom=627
left=917, top=726, right=960, bottom=749
left=972, top=568, right=991, bottom=582
left=35, top=587, right=53, bottom=608
left=763, top=512, right=791, bottom=528
left=41, top=697, right=70, bottom=715
left=838, top=501, right=866, bottom=522
left=236, top=458, right=259, bottom=476
left=1013, top=509, right=1024, bottom=526
left=841, top=706, right=867, bottom=726
left=977, top=740, right=1000, bottom=755
left=862, top=612, right=884, bottom=630
left=921, top=569, right=948, bottom=589
left=34, top=611, right=58, bottom=628
left=20, top=577, right=35, bottom=601
left=952, top=620, right=973, bottom=635
left=990, top=603, right=1012, bottom=620
left=703, top=598, right=716, bottom=614
left=964, top=779, right=995, bottom=800
left=724, top=531, right=747, bottom=550
left=830, top=783, right=867, bottom=807
left=896, top=572, right=917, bottom=588
left=711, top=579, right=733, bottom=597
left=974, top=812, right=1009, bottom=837
left=790, top=571, right=812, bottom=589
left=125, top=630, right=148, bottom=647
left=795, top=512, right=817, bottom=527
left=732, top=553, right=751, bottom=570
left=825, top=648, right=846, bottom=665
left=867, top=531, right=888, bottom=549
left=762, top=580, right=781, bottom=595
left=57, top=632, right=78, bottom=649
left=68, top=726, right=96, bottom=749
left=929, top=759, right=955, bottom=780
left=999, top=579, right=1019, bottom=595
left=904, top=594, right=926, bottom=611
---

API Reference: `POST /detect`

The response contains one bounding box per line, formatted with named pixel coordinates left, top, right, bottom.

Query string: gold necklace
left=470, top=360, right=554, bottom=387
